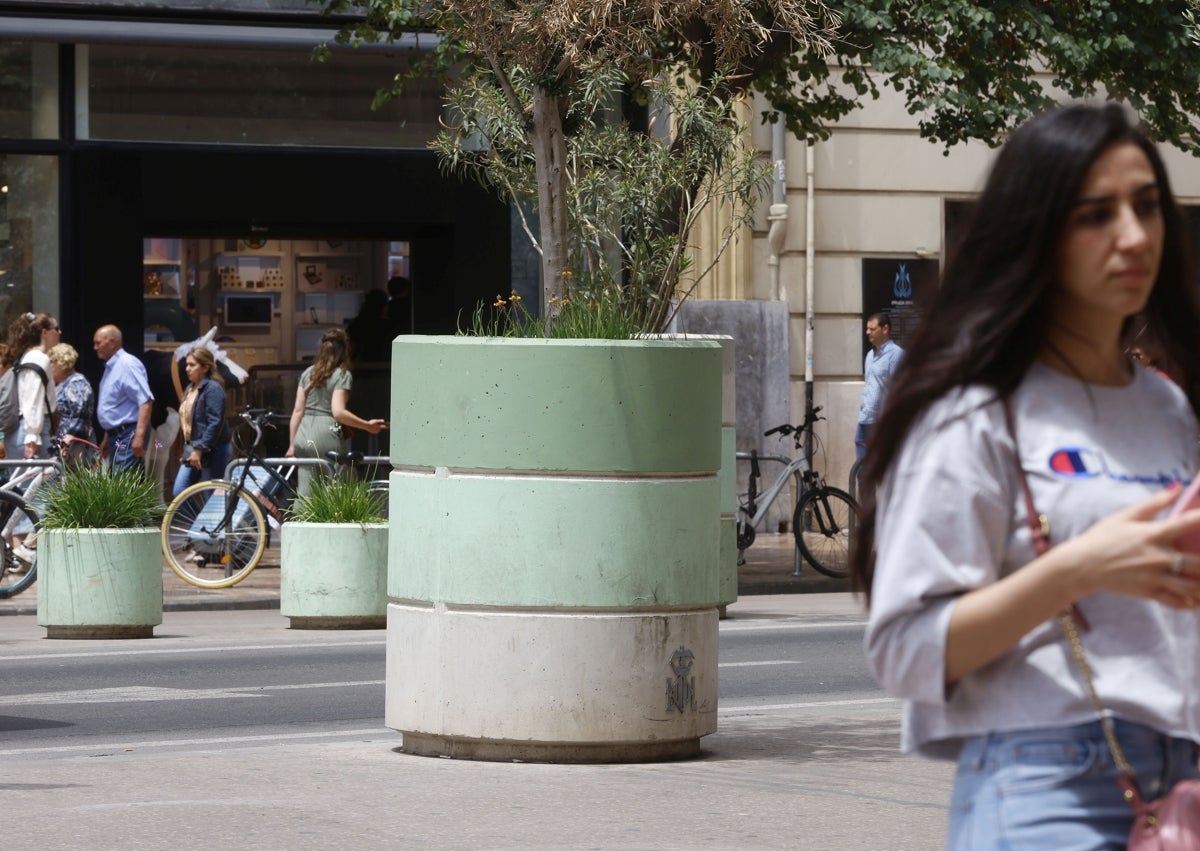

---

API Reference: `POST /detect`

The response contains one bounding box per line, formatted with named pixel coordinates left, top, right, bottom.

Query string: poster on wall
left=861, top=257, right=939, bottom=361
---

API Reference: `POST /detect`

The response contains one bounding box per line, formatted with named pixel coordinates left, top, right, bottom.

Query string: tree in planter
left=316, top=0, right=839, bottom=330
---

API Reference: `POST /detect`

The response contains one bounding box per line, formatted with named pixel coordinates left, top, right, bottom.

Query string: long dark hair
left=850, top=103, right=1200, bottom=599
left=309, top=328, right=351, bottom=389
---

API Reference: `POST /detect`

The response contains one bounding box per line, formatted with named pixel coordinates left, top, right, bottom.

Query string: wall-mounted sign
left=861, top=258, right=939, bottom=360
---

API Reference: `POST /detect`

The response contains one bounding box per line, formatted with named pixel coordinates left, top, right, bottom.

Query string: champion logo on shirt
left=1047, top=448, right=1104, bottom=478
left=1046, top=446, right=1187, bottom=488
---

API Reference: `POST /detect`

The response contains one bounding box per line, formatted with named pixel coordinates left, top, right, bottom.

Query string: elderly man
left=93, top=324, right=154, bottom=473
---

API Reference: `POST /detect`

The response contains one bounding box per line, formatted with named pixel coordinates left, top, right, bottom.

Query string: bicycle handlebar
left=762, top=405, right=824, bottom=439
left=241, top=407, right=289, bottom=426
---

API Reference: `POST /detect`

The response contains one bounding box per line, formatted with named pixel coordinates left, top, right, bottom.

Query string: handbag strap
left=1000, top=399, right=1146, bottom=808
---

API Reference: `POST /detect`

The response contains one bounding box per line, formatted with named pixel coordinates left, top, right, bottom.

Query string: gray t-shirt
left=866, top=361, right=1200, bottom=760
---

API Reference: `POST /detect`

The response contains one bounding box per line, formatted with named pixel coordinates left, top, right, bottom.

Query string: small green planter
left=37, top=528, right=163, bottom=639
left=281, top=522, right=388, bottom=629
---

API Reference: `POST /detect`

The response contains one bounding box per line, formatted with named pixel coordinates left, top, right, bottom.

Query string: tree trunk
left=530, top=88, right=570, bottom=323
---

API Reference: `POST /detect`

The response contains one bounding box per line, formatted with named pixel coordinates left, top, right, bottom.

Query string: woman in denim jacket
left=172, top=347, right=231, bottom=497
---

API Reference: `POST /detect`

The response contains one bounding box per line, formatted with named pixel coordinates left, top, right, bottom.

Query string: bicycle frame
left=0, top=459, right=59, bottom=538
left=734, top=452, right=808, bottom=532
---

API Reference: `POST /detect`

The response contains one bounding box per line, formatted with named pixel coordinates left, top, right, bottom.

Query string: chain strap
left=1058, top=612, right=1136, bottom=776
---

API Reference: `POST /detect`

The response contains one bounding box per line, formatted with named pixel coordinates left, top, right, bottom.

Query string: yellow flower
left=509, top=292, right=522, bottom=304
left=562, top=270, right=573, bottom=278
left=494, top=294, right=507, bottom=308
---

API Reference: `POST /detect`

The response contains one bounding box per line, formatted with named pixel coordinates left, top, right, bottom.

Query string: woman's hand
left=363, top=418, right=387, bottom=435
left=187, top=449, right=203, bottom=470
left=285, top=446, right=295, bottom=458
left=946, top=485, right=1200, bottom=686
left=1049, top=487, right=1200, bottom=609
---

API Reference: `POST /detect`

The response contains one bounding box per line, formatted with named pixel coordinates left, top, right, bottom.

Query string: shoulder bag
left=1003, top=400, right=1200, bottom=850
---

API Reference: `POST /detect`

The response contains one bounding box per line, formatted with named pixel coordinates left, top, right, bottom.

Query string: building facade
left=3, top=3, right=1199, bottom=486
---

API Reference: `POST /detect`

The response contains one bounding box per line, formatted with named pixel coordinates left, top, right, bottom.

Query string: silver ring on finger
left=1170, top=552, right=1186, bottom=577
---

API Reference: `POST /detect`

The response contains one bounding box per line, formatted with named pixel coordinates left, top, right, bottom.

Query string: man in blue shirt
left=856, top=312, right=903, bottom=461
left=93, top=325, right=154, bottom=474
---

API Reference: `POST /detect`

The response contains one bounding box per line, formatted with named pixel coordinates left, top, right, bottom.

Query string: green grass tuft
left=285, top=475, right=386, bottom=525
left=40, top=465, right=163, bottom=529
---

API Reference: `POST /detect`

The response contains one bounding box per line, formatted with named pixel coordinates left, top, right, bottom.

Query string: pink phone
left=1169, top=475, right=1200, bottom=553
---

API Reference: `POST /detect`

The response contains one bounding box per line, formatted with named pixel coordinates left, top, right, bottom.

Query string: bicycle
left=736, top=405, right=857, bottom=579
left=161, top=409, right=381, bottom=589
left=161, top=407, right=300, bottom=589
left=0, top=457, right=62, bottom=598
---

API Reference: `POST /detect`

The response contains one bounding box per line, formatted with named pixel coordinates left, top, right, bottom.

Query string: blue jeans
left=105, top=422, right=146, bottom=475
left=949, top=720, right=1200, bottom=850
left=854, top=421, right=872, bottom=461
left=171, top=440, right=232, bottom=497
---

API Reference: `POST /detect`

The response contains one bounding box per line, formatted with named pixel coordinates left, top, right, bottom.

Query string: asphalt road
left=2, top=614, right=880, bottom=755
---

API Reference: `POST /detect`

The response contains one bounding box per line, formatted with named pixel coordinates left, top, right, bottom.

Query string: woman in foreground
left=852, top=104, right=1200, bottom=846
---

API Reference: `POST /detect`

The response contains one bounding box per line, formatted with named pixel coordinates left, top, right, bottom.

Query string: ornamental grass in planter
left=37, top=465, right=165, bottom=639
left=281, top=475, right=388, bottom=629
left=39, top=465, right=163, bottom=530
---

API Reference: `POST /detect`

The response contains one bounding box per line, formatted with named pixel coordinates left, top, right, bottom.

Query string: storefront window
left=0, top=155, right=60, bottom=325
left=0, top=43, right=60, bottom=140
left=86, top=42, right=443, bottom=148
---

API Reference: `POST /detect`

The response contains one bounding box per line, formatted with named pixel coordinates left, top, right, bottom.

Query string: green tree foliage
left=763, top=1, right=1200, bottom=154
left=315, top=0, right=837, bottom=330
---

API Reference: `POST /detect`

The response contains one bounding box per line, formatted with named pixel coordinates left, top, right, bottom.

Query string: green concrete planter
left=37, top=528, right=163, bottom=639
left=281, top=522, right=388, bottom=629
left=387, top=336, right=724, bottom=762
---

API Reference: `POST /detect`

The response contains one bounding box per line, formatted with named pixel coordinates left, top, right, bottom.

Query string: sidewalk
left=0, top=533, right=849, bottom=616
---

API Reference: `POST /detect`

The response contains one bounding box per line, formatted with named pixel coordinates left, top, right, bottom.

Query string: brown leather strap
left=1001, top=399, right=1089, bottom=631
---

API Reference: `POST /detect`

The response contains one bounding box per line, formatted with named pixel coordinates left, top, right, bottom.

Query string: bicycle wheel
left=162, top=480, right=267, bottom=589
left=0, top=492, right=39, bottom=599
left=793, top=486, right=855, bottom=579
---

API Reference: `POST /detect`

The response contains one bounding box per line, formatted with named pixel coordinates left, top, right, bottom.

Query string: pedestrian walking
left=286, top=327, right=386, bottom=497
left=851, top=103, right=1200, bottom=846
left=172, top=346, right=232, bottom=497
left=93, top=324, right=154, bottom=474
left=855, top=310, right=902, bottom=461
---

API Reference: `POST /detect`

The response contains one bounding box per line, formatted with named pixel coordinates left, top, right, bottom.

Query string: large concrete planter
left=281, top=522, right=388, bottom=629
left=388, top=336, right=723, bottom=762
left=37, top=528, right=163, bottom=639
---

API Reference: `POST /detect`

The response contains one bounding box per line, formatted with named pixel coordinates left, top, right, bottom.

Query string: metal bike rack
left=224, top=456, right=334, bottom=480
left=0, top=459, right=63, bottom=471
left=848, top=456, right=863, bottom=505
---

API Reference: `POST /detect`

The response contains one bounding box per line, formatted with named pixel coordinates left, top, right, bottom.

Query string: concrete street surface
left=0, top=590, right=952, bottom=850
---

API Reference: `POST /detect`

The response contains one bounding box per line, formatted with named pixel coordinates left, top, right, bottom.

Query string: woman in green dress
left=286, top=328, right=387, bottom=496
